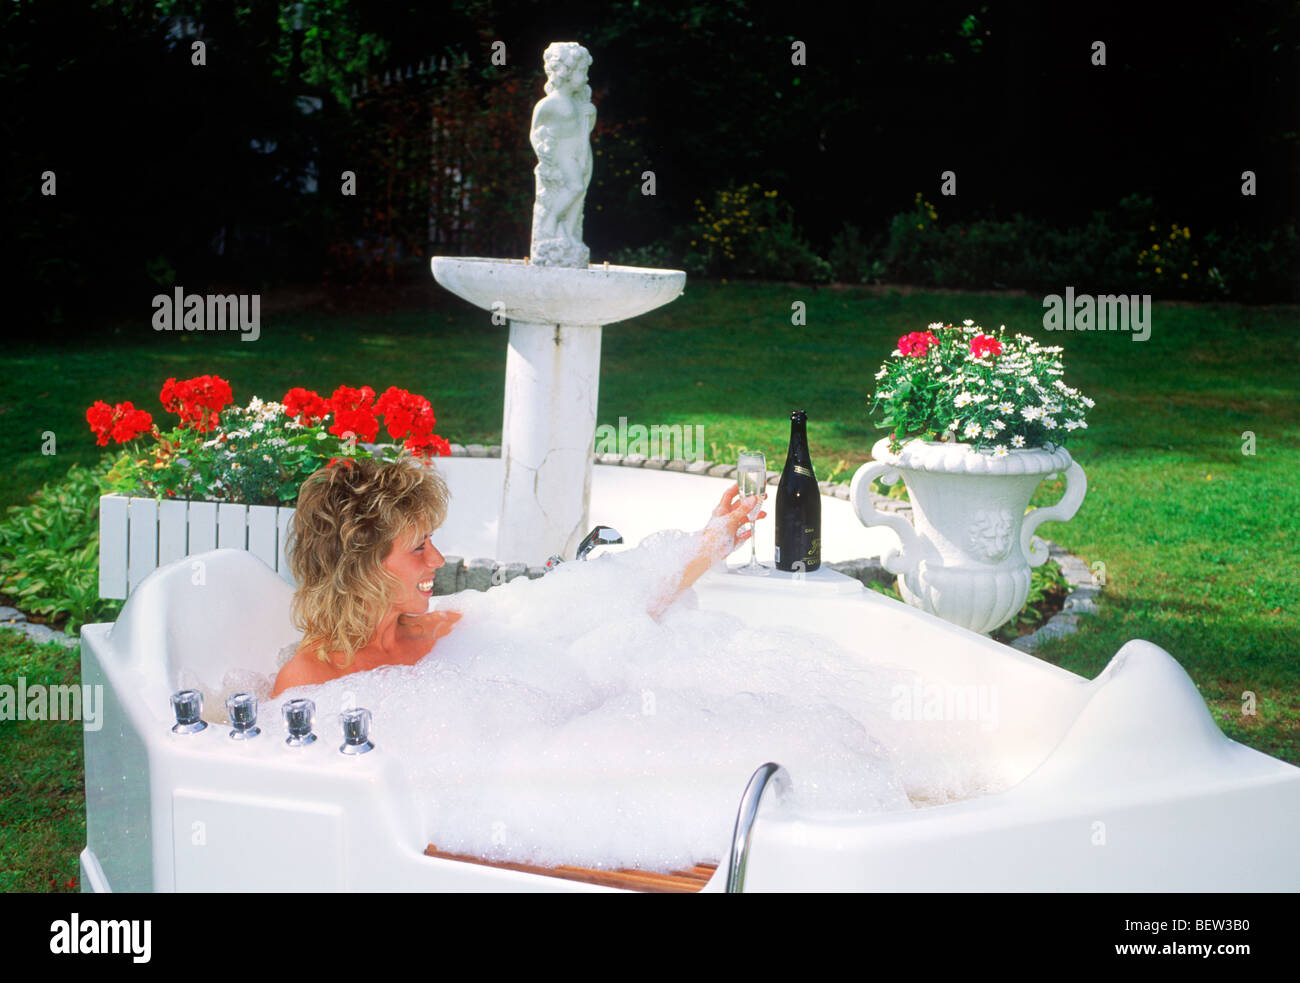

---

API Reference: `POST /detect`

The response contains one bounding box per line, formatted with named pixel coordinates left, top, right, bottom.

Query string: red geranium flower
left=86, top=400, right=153, bottom=446
left=375, top=386, right=451, bottom=460
left=376, top=386, right=435, bottom=437
left=161, top=374, right=233, bottom=433
left=404, top=432, right=451, bottom=460
left=283, top=387, right=331, bottom=426
left=328, top=385, right=378, bottom=444
left=898, top=331, right=939, bottom=357
left=970, top=334, right=1003, bottom=358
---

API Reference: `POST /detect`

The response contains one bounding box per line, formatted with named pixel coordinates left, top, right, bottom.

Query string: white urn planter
left=849, top=437, right=1087, bottom=634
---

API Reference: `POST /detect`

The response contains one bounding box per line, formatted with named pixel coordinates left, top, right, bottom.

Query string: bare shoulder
left=271, top=647, right=339, bottom=698
left=409, top=608, right=462, bottom=639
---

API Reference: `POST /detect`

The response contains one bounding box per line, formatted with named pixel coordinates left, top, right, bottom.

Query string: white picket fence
left=98, top=494, right=296, bottom=599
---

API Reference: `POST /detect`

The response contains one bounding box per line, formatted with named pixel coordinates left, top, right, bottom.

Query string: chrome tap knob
left=226, top=693, right=261, bottom=740
left=282, top=698, right=317, bottom=746
left=171, top=689, right=207, bottom=734
left=545, top=554, right=565, bottom=572
left=339, top=707, right=375, bottom=755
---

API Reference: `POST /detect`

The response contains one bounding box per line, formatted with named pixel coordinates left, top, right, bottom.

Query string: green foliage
left=866, top=578, right=902, bottom=601
left=828, top=223, right=886, bottom=284
left=682, top=183, right=832, bottom=283
left=0, top=460, right=123, bottom=634
left=869, top=322, right=1094, bottom=453
left=883, top=193, right=1300, bottom=301
left=1200, top=225, right=1300, bottom=301
left=607, top=242, right=678, bottom=269
left=869, top=478, right=910, bottom=501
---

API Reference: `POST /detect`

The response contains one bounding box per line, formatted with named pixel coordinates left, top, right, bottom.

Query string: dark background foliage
left=3, top=0, right=1295, bottom=329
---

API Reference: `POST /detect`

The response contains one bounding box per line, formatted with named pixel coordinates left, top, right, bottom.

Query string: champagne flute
left=734, top=450, right=770, bottom=575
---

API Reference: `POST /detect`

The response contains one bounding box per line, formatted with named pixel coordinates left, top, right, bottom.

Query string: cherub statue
left=529, top=42, right=596, bottom=268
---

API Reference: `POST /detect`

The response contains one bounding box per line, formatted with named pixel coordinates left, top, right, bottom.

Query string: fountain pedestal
left=498, top=319, right=602, bottom=563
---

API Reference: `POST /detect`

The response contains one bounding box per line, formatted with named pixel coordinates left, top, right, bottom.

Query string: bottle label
left=774, top=546, right=781, bottom=563
left=793, top=465, right=814, bottom=478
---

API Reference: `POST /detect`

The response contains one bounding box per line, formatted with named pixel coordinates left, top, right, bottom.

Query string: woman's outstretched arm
left=648, top=482, right=765, bottom=620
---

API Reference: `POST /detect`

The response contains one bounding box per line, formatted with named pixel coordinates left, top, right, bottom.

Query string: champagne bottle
left=775, top=409, right=821, bottom=572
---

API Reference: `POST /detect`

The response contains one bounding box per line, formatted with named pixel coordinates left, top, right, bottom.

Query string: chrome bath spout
left=577, top=525, right=623, bottom=561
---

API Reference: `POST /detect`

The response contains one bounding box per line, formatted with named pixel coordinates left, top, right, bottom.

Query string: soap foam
left=262, top=530, right=1011, bottom=872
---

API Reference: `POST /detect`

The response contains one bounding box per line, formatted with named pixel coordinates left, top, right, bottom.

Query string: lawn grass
left=0, top=630, right=85, bottom=892
left=1, top=281, right=1297, bottom=890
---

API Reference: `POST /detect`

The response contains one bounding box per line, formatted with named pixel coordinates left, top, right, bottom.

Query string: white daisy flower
left=963, top=319, right=974, bottom=326
left=948, top=419, right=960, bottom=430
left=262, top=454, right=273, bottom=463
left=963, top=422, right=982, bottom=439
left=992, top=419, right=1005, bottom=430
left=1021, top=406, right=1042, bottom=421
left=1065, top=420, right=1080, bottom=430
left=983, top=428, right=996, bottom=439
left=973, top=393, right=988, bottom=403
left=954, top=392, right=973, bottom=407
left=1011, top=435, right=1026, bottom=448
left=1015, top=387, right=1025, bottom=395
left=1082, top=396, right=1096, bottom=408
left=993, top=445, right=1008, bottom=457
left=998, top=402, right=1014, bottom=414
left=1043, top=417, right=1057, bottom=429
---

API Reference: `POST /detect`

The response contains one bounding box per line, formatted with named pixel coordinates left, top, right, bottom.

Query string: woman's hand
left=700, top=482, right=767, bottom=562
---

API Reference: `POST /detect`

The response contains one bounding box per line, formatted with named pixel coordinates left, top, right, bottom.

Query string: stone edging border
left=1, top=449, right=1099, bottom=647
left=1009, top=539, right=1102, bottom=652
left=0, top=607, right=79, bottom=649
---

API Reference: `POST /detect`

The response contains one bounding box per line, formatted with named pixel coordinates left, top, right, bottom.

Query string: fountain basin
left=431, top=257, right=685, bottom=326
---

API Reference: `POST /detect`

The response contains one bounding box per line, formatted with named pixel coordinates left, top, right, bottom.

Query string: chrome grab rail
left=726, top=762, right=791, bottom=893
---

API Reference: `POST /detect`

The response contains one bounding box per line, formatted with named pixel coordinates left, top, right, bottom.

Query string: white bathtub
left=79, top=547, right=1300, bottom=892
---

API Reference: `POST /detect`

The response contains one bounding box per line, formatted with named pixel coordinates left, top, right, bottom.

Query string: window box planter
left=98, top=493, right=296, bottom=599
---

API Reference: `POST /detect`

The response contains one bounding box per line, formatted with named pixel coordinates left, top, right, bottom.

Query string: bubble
left=262, top=531, right=1010, bottom=872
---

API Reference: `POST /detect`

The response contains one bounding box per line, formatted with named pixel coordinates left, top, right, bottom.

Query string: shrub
left=828, top=223, right=885, bottom=284
left=881, top=191, right=1298, bottom=301
left=682, top=182, right=832, bottom=283
left=0, top=459, right=123, bottom=634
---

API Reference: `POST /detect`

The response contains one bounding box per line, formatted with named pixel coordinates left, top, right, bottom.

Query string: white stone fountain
left=432, top=41, right=685, bottom=565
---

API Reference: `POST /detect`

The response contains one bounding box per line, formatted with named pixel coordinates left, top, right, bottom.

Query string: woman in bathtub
left=271, top=455, right=764, bottom=697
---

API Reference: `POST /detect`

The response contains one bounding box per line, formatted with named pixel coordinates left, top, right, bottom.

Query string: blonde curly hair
left=287, top=455, right=450, bottom=669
